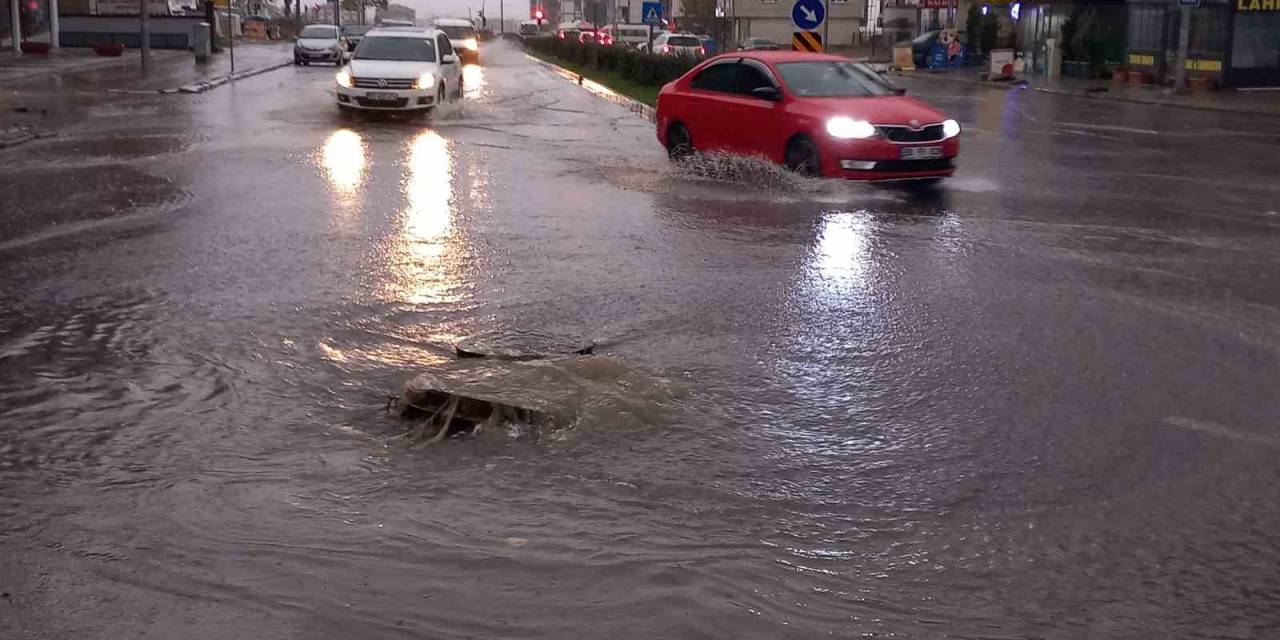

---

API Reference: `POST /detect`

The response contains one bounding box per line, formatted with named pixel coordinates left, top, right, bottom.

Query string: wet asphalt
left=2, top=44, right=1280, bottom=639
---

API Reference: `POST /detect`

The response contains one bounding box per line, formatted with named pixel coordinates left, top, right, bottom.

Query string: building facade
left=733, top=0, right=866, bottom=47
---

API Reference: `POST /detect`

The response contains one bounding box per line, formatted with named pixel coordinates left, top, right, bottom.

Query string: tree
left=680, top=0, right=717, bottom=32
left=283, top=0, right=292, bottom=17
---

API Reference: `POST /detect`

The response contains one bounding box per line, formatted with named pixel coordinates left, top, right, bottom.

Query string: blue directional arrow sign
left=642, top=1, right=663, bottom=25
left=792, top=0, right=824, bottom=31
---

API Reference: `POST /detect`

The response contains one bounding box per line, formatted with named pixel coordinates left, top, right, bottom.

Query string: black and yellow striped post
left=792, top=31, right=823, bottom=53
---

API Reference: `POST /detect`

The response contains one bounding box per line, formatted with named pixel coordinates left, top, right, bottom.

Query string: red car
left=655, top=51, right=961, bottom=183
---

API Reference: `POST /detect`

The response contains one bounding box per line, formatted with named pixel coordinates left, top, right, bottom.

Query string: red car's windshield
left=775, top=61, right=896, bottom=98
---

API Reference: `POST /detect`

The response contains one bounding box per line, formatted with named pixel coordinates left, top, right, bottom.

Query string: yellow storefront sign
left=1237, top=0, right=1278, bottom=10
left=1128, top=53, right=1155, bottom=66
left=1187, top=59, right=1223, bottom=72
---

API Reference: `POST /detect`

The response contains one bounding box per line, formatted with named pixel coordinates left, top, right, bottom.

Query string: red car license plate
left=900, top=146, right=943, bottom=160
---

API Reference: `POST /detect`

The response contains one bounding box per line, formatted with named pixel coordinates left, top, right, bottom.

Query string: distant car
left=294, top=24, right=346, bottom=65
left=910, top=31, right=940, bottom=68
left=519, top=21, right=540, bottom=37
left=341, top=24, right=371, bottom=51
left=641, top=32, right=704, bottom=56
left=739, top=37, right=779, bottom=51
left=600, top=23, right=651, bottom=48
left=695, top=34, right=718, bottom=55
left=378, top=19, right=415, bottom=27
left=656, top=52, right=961, bottom=183
left=334, top=27, right=464, bottom=114
left=433, top=18, right=481, bottom=64
left=578, top=29, right=613, bottom=45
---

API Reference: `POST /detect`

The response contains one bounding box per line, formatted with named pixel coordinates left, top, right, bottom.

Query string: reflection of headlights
left=462, top=38, right=479, bottom=51
left=942, top=118, right=961, bottom=139
left=413, top=72, right=435, bottom=89
left=335, top=68, right=352, bottom=88
left=826, top=117, right=877, bottom=139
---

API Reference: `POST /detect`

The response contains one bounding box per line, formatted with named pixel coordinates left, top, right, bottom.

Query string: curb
left=0, top=127, right=55, bottom=150
left=172, top=60, right=292, bottom=94
left=525, top=54, right=656, bottom=122
left=894, top=69, right=1276, bottom=116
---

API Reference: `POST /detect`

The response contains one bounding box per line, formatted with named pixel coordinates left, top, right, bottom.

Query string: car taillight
left=699, top=46, right=705, bottom=55
left=659, top=45, right=669, bottom=53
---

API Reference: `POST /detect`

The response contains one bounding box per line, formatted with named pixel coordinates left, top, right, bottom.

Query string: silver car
left=294, top=24, right=347, bottom=66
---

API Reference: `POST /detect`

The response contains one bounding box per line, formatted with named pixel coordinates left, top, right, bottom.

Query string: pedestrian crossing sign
left=642, top=1, right=663, bottom=25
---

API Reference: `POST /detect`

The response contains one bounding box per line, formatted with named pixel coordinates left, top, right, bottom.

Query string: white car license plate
left=900, top=146, right=943, bottom=160
left=365, top=92, right=399, bottom=101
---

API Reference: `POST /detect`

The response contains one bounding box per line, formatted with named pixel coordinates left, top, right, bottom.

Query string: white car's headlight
left=462, top=38, right=479, bottom=51
left=826, top=117, right=877, bottom=139
left=942, top=118, right=961, bottom=139
left=414, top=72, right=435, bottom=89
left=335, top=69, right=353, bottom=88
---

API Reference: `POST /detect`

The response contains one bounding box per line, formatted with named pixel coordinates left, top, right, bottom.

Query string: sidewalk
left=0, top=41, right=292, bottom=92
left=887, top=65, right=1280, bottom=116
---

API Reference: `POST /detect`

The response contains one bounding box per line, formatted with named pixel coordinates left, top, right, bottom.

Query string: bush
left=526, top=37, right=699, bottom=89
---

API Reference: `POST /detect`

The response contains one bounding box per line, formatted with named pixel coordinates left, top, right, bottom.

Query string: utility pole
left=499, top=0, right=504, bottom=33
left=1172, top=2, right=1191, bottom=91
left=226, top=1, right=235, bottom=72
left=140, top=0, right=151, bottom=71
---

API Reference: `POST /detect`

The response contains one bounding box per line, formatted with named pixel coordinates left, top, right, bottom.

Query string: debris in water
left=454, top=330, right=596, bottom=361
left=389, top=373, right=550, bottom=443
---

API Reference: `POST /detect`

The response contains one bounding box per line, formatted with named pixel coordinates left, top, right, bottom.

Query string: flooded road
left=3, top=47, right=1280, bottom=638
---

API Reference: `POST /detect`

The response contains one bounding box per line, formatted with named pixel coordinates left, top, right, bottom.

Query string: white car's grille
left=353, top=78, right=415, bottom=89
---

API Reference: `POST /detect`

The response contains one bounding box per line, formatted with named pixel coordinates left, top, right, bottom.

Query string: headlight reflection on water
left=395, top=130, right=463, bottom=307
left=321, top=129, right=366, bottom=194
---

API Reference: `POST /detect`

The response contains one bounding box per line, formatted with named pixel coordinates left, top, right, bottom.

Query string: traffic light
left=533, top=6, right=544, bottom=26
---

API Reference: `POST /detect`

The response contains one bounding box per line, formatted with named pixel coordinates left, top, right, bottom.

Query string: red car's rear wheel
left=666, top=123, right=693, bottom=161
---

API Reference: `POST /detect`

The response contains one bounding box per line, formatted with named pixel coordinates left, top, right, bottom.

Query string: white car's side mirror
left=442, top=54, right=458, bottom=64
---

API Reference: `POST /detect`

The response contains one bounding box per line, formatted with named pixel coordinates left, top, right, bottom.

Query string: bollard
left=193, top=22, right=212, bottom=64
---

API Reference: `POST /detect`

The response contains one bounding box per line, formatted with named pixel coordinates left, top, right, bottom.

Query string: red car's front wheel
left=784, top=137, right=821, bottom=177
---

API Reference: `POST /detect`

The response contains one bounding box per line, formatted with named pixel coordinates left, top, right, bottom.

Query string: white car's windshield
left=775, top=61, right=896, bottom=97
left=354, top=37, right=437, bottom=62
left=666, top=36, right=700, bottom=47
left=300, top=25, right=338, bottom=39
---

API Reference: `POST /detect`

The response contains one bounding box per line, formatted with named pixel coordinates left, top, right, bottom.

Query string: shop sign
left=1186, top=59, right=1223, bottom=71
left=1236, top=0, right=1279, bottom=9
left=1128, top=53, right=1155, bottom=66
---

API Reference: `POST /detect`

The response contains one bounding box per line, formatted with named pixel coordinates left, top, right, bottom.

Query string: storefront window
left=1232, top=11, right=1280, bottom=68
left=1128, top=4, right=1165, bottom=51
left=1189, top=6, right=1230, bottom=55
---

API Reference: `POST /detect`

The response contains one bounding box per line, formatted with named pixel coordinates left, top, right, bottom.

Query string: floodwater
left=2, top=44, right=1280, bottom=639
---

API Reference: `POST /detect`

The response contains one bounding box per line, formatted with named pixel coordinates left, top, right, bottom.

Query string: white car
left=640, top=32, right=704, bottom=56
left=334, top=28, right=464, bottom=113
left=600, top=23, right=651, bottom=48
left=432, top=18, right=480, bottom=64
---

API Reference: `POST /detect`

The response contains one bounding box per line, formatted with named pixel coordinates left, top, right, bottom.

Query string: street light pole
left=140, top=0, right=151, bottom=71
left=226, top=1, right=235, bottom=72
left=822, top=0, right=828, bottom=52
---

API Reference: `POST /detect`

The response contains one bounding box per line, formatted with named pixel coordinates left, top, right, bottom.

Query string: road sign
left=793, top=31, right=822, bottom=52
left=642, top=1, right=663, bottom=25
left=791, top=0, right=824, bottom=31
